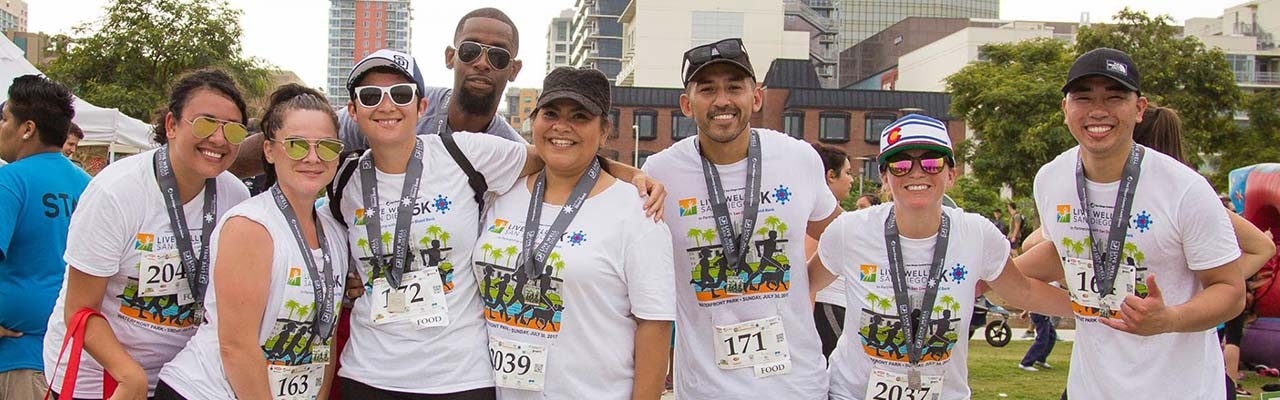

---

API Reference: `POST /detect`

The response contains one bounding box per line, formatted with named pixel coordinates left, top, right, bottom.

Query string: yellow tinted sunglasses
left=187, top=116, right=249, bottom=145
left=276, top=137, right=344, bottom=162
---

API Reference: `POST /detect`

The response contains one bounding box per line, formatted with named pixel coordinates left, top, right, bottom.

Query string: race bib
left=864, top=369, right=943, bottom=400
left=267, top=363, right=325, bottom=400
left=713, top=316, right=790, bottom=376
left=489, top=336, right=548, bottom=391
left=369, top=269, right=449, bottom=328
left=138, top=251, right=194, bottom=305
left=1062, top=257, right=1136, bottom=313
left=311, top=344, right=331, bottom=365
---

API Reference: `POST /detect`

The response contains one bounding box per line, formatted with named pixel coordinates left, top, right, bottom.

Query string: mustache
left=705, top=106, right=740, bottom=120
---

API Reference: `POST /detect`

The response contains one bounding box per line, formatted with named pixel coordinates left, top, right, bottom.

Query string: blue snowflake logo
left=568, top=230, right=587, bottom=246
left=1132, top=210, right=1154, bottom=233
left=773, top=185, right=793, bottom=205
left=433, top=195, right=452, bottom=214
left=950, top=264, right=968, bottom=283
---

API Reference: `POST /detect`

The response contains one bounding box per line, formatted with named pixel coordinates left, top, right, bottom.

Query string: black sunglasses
left=455, top=41, right=512, bottom=70
left=682, top=38, right=746, bottom=83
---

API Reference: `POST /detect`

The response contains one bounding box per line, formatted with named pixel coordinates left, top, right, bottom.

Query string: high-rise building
left=784, top=0, right=839, bottom=87
left=546, top=9, right=574, bottom=71
left=6, top=31, right=50, bottom=66
left=570, top=0, right=627, bottom=84
left=504, top=87, right=540, bottom=135
left=832, top=0, right=998, bottom=52
left=0, top=0, right=26, bottom=33
left=327, top=0, right=412, bottom=105
left=617, top=0, right=811, bottom=88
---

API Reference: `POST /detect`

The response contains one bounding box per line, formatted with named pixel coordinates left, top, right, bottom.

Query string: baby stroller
left=970, top=295, right=1012, bottom=347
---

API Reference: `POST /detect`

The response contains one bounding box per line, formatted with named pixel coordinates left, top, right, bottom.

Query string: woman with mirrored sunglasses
left=471, top=66, right=674, bottom=400
left=44, top=69, right=252, bottom=400
left=156, top=84, right=350, bottom=400
left=808, top=114, right=1072, bottom=400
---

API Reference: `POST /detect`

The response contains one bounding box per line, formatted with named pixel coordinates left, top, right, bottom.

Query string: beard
left=696, top=105, right=748, bottom=144
left=456, top=85, right=496, bottom=115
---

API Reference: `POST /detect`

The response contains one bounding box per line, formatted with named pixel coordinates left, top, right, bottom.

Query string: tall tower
left=546, top=9, right=574, bottom=72
left=569, top=0, right=627, bottom=84
left=0, top=0, right=27, bottom=33
left=832, top=0, right=998, bottom=51
left=327, top=0, right=413, bottom=105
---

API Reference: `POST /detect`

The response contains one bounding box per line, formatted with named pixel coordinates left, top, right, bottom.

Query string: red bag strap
left=43, top=308, right=118, bottom=400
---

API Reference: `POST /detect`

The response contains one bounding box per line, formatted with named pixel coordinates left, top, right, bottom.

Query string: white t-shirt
left=641, top=129, right=839, bottom=400
left=472, top=177, right=676, bottom=399
left=815, top=277, right=848, bottom=308
left=1034, top=145, right=1239, bottom=400
left=43, top=148, right=250, bottom=397
left=818, top=204, right=1008, bottom=400
left=337, top=132, right=526, bottom=393
left=158, top=193, right=350, bottom=399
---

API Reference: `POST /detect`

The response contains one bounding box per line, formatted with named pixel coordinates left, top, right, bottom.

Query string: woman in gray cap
left=470, top=67, right=675, bottom=399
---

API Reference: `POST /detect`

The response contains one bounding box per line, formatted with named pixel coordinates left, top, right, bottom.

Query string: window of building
left=672, top=113, right=696, bottom=140
left=691, top=11, right=744, bottom=47
left=819, top=112, right=850, bottom=142
left=609, top=108, right=620, bottom=138
left=634, top=110, right=657, bottom=140
left=864, top=113, right=895, bottom=144
left=636, top=151, right=654, bottom=168
left=862, top=158, right=880, bottom=182
left=556, top=44, right=566, bottom=52
left=555, top=56, right=566, bottom=64
left=783, top=111, right=804, bottom=139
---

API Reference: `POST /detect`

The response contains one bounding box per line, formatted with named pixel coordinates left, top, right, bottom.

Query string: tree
left=947, top=9, right=1242, bottom=195
left=44, top=0, right=272, bottom=121
left=1220, top=89, right=1280, bottom=184
left=946, top=176, right=1005, bottom=217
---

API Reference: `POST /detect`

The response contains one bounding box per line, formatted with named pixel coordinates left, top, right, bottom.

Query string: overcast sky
left=28, top=0, right=1246, bottom=91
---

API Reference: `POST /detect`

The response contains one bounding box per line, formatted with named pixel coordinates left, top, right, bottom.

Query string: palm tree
left=296, top=304, right=312, bottom=320
left=775, top=222, right=788, bottom=237
left=439, top=232, right=451, bottom=247
left=284, top=299, right=300, bottom=319
left=504, top=246, right=518, bottom=266
left=877, top=298, right=893, bottom=314
left=687, top=229, right=703, bottom=247
left=381, top=232, right=392, bottom=249
left=764, top=216, right=782, bottom=232
left=1060, top=238, right=1075, bottom=258
left=1123, top=242, right=1139, bottom=261
left=357, top=238, right=369, bottom=254
left=426, top=225, right=443, bottom=241
left=701, top=229, right=717, bottom=247
left=940, top=295, right=956, bottom=310
left=480, top=243, right=494, bottom=263
left=491, top=248, right=504, bottom=264
left=755, top=227, right=770, bottom=238
left=554, top=260, right=566, bottom=278
left=1134, top=250, right=1145, bottom=266
left=865, top=292, right=881, bottom=308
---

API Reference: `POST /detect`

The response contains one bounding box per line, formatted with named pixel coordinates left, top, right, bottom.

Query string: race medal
left=726, top=273, right=746, bottom=295
left=865, top=369, right=943, bottom=400
left=138, top=251, right=184, bottom=297
left=267, top=363, right=325, bottom=400
left=908, top=367, right=921, bottom=391
left=489, top=336, right=548, bottom=391
left=311, top=344, right=331, bottom=364
left=387, top=290, right=407, bottom=313
left=713, top=316, right=790, bottom=374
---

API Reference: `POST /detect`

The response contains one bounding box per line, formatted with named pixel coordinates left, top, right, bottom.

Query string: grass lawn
left=968, top=339, right=1070, bottom=399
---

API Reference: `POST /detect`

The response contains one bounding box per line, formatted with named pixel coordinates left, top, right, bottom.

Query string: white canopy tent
left=0, top=35, right=154, bottom=154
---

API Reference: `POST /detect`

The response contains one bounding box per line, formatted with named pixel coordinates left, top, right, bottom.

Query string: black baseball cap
left=1062, top=47, right=1141, bottom=94
left=681, top=38, right=755, bottom=87
left=535, top=67, right=611, bottom=116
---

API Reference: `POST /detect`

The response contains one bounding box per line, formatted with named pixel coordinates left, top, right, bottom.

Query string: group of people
left=0, top=6, right=1273, bottom=400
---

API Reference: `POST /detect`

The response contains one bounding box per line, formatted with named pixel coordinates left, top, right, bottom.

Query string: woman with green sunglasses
left=157, top=84, right=350, bottom=400
left=44, top=69, right=252, bottom=400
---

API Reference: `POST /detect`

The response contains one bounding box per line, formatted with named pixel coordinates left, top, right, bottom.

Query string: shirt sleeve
left=805, top=144, right=839, bottom=221
left=335, top=106, right=370, bottom=153
left=1178, top=178, right=1241, bottom=271
left=456, top=132, right=528, bottom=195
left=0, top=172, right=20, bottom=262
left=977, top=214, right=1011, bottom=281
left=817, top=214, right=848, bottom=278
left=623, top=219, right=676, bottom=321
left=64, top=182, right=133, bottom=277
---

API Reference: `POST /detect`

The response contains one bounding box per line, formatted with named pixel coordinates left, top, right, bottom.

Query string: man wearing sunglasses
left=0, top=75, right=90, bottom=399
left=229, top=7, right=525, bottom=179
left=640, top=38, right=842, bottom=400
left=1014, top=48, right=1244, bottom=399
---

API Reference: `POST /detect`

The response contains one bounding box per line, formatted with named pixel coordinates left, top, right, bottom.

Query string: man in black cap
left=1016, top=47, right=1244, bottom=399
left=641, top=38, right=841, bottom=400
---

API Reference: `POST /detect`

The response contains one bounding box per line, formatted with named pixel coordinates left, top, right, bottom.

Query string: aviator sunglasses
left=353, top=83, right=418, bottom=108
left=187, top=116, right=249, bottom=145
left=884, top=151, right=949, bottom=177
left=274, top=137, right=345, bottom=162
left=454, top=40, right=513, bottom=70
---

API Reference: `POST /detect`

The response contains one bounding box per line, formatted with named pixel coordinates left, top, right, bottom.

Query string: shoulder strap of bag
left=439, top=131, right=488, bottom=211
left=44, top=308, right=116, bottom=400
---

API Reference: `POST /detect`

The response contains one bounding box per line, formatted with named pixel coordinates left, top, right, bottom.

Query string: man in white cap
left=1017, top=47, right=1244, bottom=399
left=641, top=38, right=842, bottom=400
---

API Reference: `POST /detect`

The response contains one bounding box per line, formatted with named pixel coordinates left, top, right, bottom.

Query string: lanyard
left=270, top=185, right=339, bottom=342
left=435, top=91, right=453, bottom=135
left=521, top=158, right=601, bottom=279
left=883, top=208, right=951, bottom=368
left=695, top=130, right=762, bottom=273
left=1074, top=144, right=1145, bottom=298
left=359, top=138, right=425, bottom=288
left=153, top=147, right=217, bottom=303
